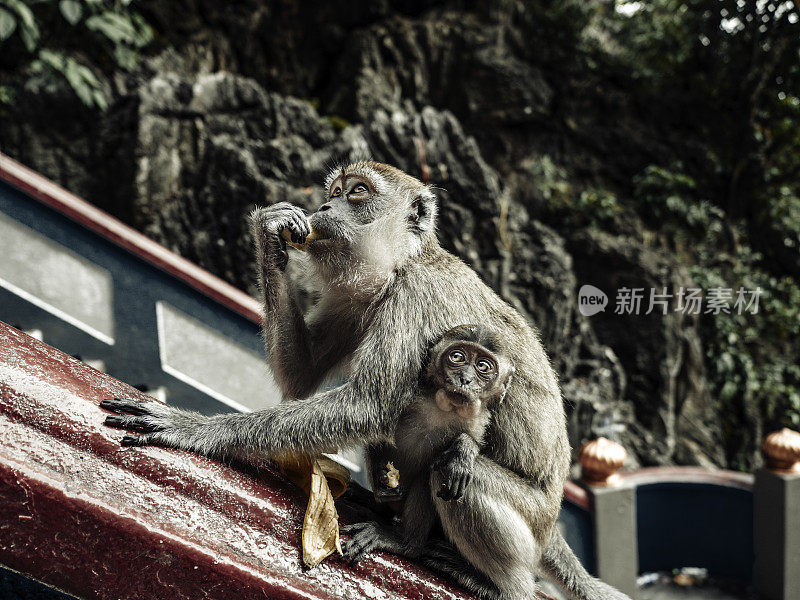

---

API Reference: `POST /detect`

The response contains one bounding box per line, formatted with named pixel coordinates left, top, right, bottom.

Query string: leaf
left=301, top=459, right=343, bottom=568
left=75, top=63, right=99, bottom=88
left=4, top=0, right=35, bottom=29
left=54, top=56, right=106, bottom=109
left=85, top=12, right=136, bottom=44
left=0, top=85, right=13, bottom=105
left=59, top=0, right=82, bottom=25
left=6, top=0, right=39, bottom=51
left=27, top=58, right=44, bottom=75
left=113, top=44, right=136, bottom=70
left=37, top=48, right=65, bottom=70
left=18, top=23, right=37, bottom=52
left=62, top=56, right=82, bottom=88
left=91, top=89, right=107, bottom=110
left=71, top=80, right=92, bottom=106
left=131, top=13, right=154, bottom=47
left=65, top=63, right=92, bottom=106
left=0, top=7, right=16, bottom=41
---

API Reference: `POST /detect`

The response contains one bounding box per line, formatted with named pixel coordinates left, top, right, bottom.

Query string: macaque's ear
left=408, top=189, right=437, bottom=235
left=497, top=363, right=515, bottom=403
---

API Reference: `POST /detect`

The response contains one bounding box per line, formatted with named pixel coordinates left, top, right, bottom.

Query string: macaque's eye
left=351, top=183, right=368, bottom=194
left=475, top=358, right=496, bottom=375
left=331, top=187, right=342, bottom=198
left=448, top=350, right=466, bottom=365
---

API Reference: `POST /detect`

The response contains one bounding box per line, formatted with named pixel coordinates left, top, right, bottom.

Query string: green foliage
left=768, top=189, right=800, bottom=255
left=691, top=253, right=800, bottom=440
left=528, top=155, right=572, bottom=205
left=635, top=157, right=800, bottom=456
left=633, top=165, right=726, bottom=246
left=612, top=0, right=697, bottom=80
left=575, top=189, right=622, bottom=223
left=526, top=0, right=800, bottom=459
left=324, top=114, right=350, bottom=132
left=605, top=0, right=800, bottom=460
left=0, top=0, right=154, bottom=109
left=0, top=0, right=37, bottom=50
left=29, top=48, right=107, bottom=108
left=527, top=155, right=622, bottom=227
left=757, top=92, right=800, bottom=272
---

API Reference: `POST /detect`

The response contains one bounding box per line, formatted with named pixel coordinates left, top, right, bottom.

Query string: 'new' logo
left=578, top=285, right=608, bottom=316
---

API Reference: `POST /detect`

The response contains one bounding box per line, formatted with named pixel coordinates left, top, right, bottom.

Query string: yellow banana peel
left=273, top=453, right=350, bottom=568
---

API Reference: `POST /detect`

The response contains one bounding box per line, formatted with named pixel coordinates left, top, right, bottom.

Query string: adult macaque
left=102, top=162, right=629, bottom=600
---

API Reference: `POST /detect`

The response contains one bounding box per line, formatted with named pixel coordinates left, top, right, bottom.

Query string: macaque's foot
left=100, top=398, right=211, bottom=450
left=340, top=521, right=398, bottom=563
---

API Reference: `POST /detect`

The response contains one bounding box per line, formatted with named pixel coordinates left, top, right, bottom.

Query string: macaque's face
left=305, top=163, right=435, bottom=280
left=309, top=171, right=379, bottom=249
left=431, top=341, right=504, bottom=419
left=308, top=163, right=411, bottom=252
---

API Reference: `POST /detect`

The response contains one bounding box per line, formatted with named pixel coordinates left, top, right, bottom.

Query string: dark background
left=1, top=0, right=798, bottom=472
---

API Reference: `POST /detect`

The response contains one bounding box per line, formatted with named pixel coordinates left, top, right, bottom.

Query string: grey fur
left=100, top=161, right=629, bottom=600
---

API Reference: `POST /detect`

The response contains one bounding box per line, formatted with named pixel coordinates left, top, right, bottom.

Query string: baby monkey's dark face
left=431, top=341, right=507, bottom=419
left=426, top=325, right=514, bottom=419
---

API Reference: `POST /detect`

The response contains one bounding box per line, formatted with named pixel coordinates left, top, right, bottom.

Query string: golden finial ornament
left=762, top=428, right=800, bottom=474
left=580, top=437, right=627, bottom=486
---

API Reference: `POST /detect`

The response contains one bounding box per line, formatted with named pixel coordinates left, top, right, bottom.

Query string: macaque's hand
left=431, top=440, right=477, bottom=501
left=249, top=203, right=310, bottom=271
left=100, top=397, right=212, bottom=451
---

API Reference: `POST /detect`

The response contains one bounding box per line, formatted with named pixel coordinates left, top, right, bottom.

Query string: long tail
left=540, top=529, right=632, bottom=600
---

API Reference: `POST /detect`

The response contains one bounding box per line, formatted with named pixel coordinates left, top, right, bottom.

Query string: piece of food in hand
left=385, top=461, right=400, bottom=488
left=374, top=461, right=404, bottom=503
left=281, top=226, right=323, bottom=251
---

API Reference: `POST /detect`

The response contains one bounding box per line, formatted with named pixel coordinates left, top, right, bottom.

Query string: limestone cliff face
left=0, top=1, right=738, bottom=469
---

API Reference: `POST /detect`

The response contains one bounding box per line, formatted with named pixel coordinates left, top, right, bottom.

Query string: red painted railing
left=620, top=466, right=753, bottom=489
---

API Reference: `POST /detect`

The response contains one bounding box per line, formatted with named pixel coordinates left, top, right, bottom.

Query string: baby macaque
left=365, top=325, right=514, bottom=552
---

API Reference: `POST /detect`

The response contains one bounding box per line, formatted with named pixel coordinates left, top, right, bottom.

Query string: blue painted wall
left=637, top=482, right=754, bottom=580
